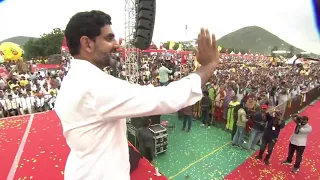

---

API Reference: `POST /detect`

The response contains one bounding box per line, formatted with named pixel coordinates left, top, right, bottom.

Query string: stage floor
left=157, top=101, right=320, bottom=180
left=0, top=112, right=166, bottom=180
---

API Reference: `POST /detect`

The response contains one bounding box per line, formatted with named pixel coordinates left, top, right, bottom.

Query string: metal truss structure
left=124, top=0, right=139, bottom=83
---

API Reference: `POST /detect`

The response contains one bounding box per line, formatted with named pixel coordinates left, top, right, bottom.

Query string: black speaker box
left=134, top=0, right=156, bottom=50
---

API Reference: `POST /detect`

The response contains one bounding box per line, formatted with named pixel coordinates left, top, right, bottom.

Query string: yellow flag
left=193, top=57, right=200, bottom=72
left=177, top=44, right=183, bottom=51
left=217, top=46, right=222, bottom=52
left=169, top=41, right=175, bottom=50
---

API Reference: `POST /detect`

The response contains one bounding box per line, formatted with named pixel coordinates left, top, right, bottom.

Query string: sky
left=0, top=0, right=319, bottom=53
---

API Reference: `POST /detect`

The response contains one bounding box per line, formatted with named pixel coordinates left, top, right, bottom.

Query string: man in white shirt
left=55, top=10, right=219, bottom=180
left=158, top=63, right=172, bottom=86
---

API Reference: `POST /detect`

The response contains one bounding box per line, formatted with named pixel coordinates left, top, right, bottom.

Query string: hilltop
left=0, top=36, right=38, bottom=46
left=216, top=26, right=305, bottom=55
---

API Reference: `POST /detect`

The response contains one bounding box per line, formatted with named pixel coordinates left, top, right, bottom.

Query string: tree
left=288, top=45, right=294, bottom=58
left=23, top=28, right=64, bottom=59
left=163, top=41, right=170, bottom=50
left=173, top=43, right=179, bottom=50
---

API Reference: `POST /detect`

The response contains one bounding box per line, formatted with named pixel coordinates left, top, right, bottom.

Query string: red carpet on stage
left=0, top=116, right=30, bottom=180
left=0, top=111, right=167, bottom=180
left=225, top=101, right=320, bottom=180
left=14, top=112, right=69, bottom=180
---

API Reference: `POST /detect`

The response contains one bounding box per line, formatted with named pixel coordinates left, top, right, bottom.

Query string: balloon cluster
left=0, top=42, right=24, bottom=62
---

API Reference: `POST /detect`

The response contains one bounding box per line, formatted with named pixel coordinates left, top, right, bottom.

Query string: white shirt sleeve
left=95, top=73, right=202, bottom=120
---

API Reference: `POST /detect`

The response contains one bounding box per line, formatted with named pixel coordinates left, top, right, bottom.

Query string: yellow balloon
left=0, top=42, right=23, bottom=61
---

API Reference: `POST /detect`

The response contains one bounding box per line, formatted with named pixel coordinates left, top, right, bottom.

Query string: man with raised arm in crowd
left=255, top=111, right=285, bottom=165
left=158, top=62, right=172, bottom=86
left=54, top=10, right=220, bottom=180
left=282, top=115, right=312, bottom=173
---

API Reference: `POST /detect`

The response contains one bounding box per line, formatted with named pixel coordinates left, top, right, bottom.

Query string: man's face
left=81, top=25, right=119, bottom=69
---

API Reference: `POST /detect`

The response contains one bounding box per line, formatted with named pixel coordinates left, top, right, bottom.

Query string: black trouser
left=258, top=138, right=277, bottom=160
left=286, top=143, right=305, bottom=169
left=202, top=109, right=210, bottom=126
left=231, top=120, right=238, bottom=140
left=145, top=147, right=153, bottom=162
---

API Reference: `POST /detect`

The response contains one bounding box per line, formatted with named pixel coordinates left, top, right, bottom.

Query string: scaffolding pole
left=124, top=0, right=139, bottom=83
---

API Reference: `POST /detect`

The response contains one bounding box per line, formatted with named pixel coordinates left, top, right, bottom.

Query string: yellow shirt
left=20, top=80, right=29, bottom=87
left=10, top=84, right=19, bottom=89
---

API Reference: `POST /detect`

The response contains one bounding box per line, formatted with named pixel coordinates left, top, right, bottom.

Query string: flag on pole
left=169, top=41, right=175, bottom=50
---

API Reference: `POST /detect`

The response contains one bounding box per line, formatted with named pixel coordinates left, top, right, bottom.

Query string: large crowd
left=1, top=53, right=318, bottom=120
left=0, top=56, right=71, bottom=117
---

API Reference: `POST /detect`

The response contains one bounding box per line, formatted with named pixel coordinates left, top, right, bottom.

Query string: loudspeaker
left=134, top=0, right=156, bottom=50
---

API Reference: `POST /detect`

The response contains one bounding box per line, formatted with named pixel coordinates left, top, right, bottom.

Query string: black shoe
left=181, top=128, right=185, bottom=131
left=292, top=168, right=299, bottom=173
left=281, top=161, right=292, bottom=166
left=264, top=159, right=270, bottom=166
left=255, top=155, right=262, bottom=160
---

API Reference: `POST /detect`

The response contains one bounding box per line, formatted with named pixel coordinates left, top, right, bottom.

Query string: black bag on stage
left=129, top=145, right=142, bottom=173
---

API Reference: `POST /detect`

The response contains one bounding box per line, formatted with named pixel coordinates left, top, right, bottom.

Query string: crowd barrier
left=191, top=85, right=320, bottom=123
left=275, top=85, right=320, bottom=120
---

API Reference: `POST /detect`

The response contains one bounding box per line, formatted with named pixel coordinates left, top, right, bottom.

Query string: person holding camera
left=282, top=115, right=312, bottom=173
left=255, top=111, right=285, bottom=165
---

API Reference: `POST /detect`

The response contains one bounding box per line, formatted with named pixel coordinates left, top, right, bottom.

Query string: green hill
left=216, top=26, right=304, bottom=55
left=0, top=36, right=38, bottom=46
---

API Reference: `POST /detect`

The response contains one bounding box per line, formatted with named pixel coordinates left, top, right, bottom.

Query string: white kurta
left=55, top=59, right=203, bottom=180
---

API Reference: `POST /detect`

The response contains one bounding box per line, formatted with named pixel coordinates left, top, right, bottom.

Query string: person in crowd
left=180, top=105, right=193, bottom=132
left=282, top=115, right=312, bottom=173
left=201, top=91, right=212, bottom=128
left=158, top=62, right=172, bottom=86
left=247, top=104, right=268, bottom=150
left=137, top=117, right=154, bottom=164
left=208, top=82, right=216, bottom=123
left=232, top=102, right=248, bottom=147
left=222, top=86, right=235, bottom=124
left=5, top=94, right=19, bottom=116
left=226, top=96, right=240, bottom=131
left=255, top=110, right=285, bottom=165
left=214, top=87, right=225, bottom=124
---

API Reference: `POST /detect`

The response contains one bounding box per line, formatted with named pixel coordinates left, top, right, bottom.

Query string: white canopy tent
left=285, top=55, right=302, bottom=64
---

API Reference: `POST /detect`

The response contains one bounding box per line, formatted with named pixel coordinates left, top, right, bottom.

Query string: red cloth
left=10, top=111, right=167, bottom=180
left=129, top=142, right=168, bottom=180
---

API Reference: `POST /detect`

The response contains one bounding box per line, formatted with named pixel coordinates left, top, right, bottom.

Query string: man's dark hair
left=302, top=116, right=309, bottom=122
left=141, top=117, right=151, bottom=127
left=65, top=10, right=112, bottom=56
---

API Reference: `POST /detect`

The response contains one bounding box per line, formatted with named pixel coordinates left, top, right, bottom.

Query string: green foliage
left=162, top=41, right=196, bottom=51
left=23, top=28, right=64, bottom=59
left=163, top=41, right=169, bottom=50
left=287, top=45, right=295, bottom=58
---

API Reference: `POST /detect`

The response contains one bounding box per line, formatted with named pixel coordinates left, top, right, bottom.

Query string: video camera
left=290, top=113, right=308, bottom=125
left=290, top=113, right=308, bottom=134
